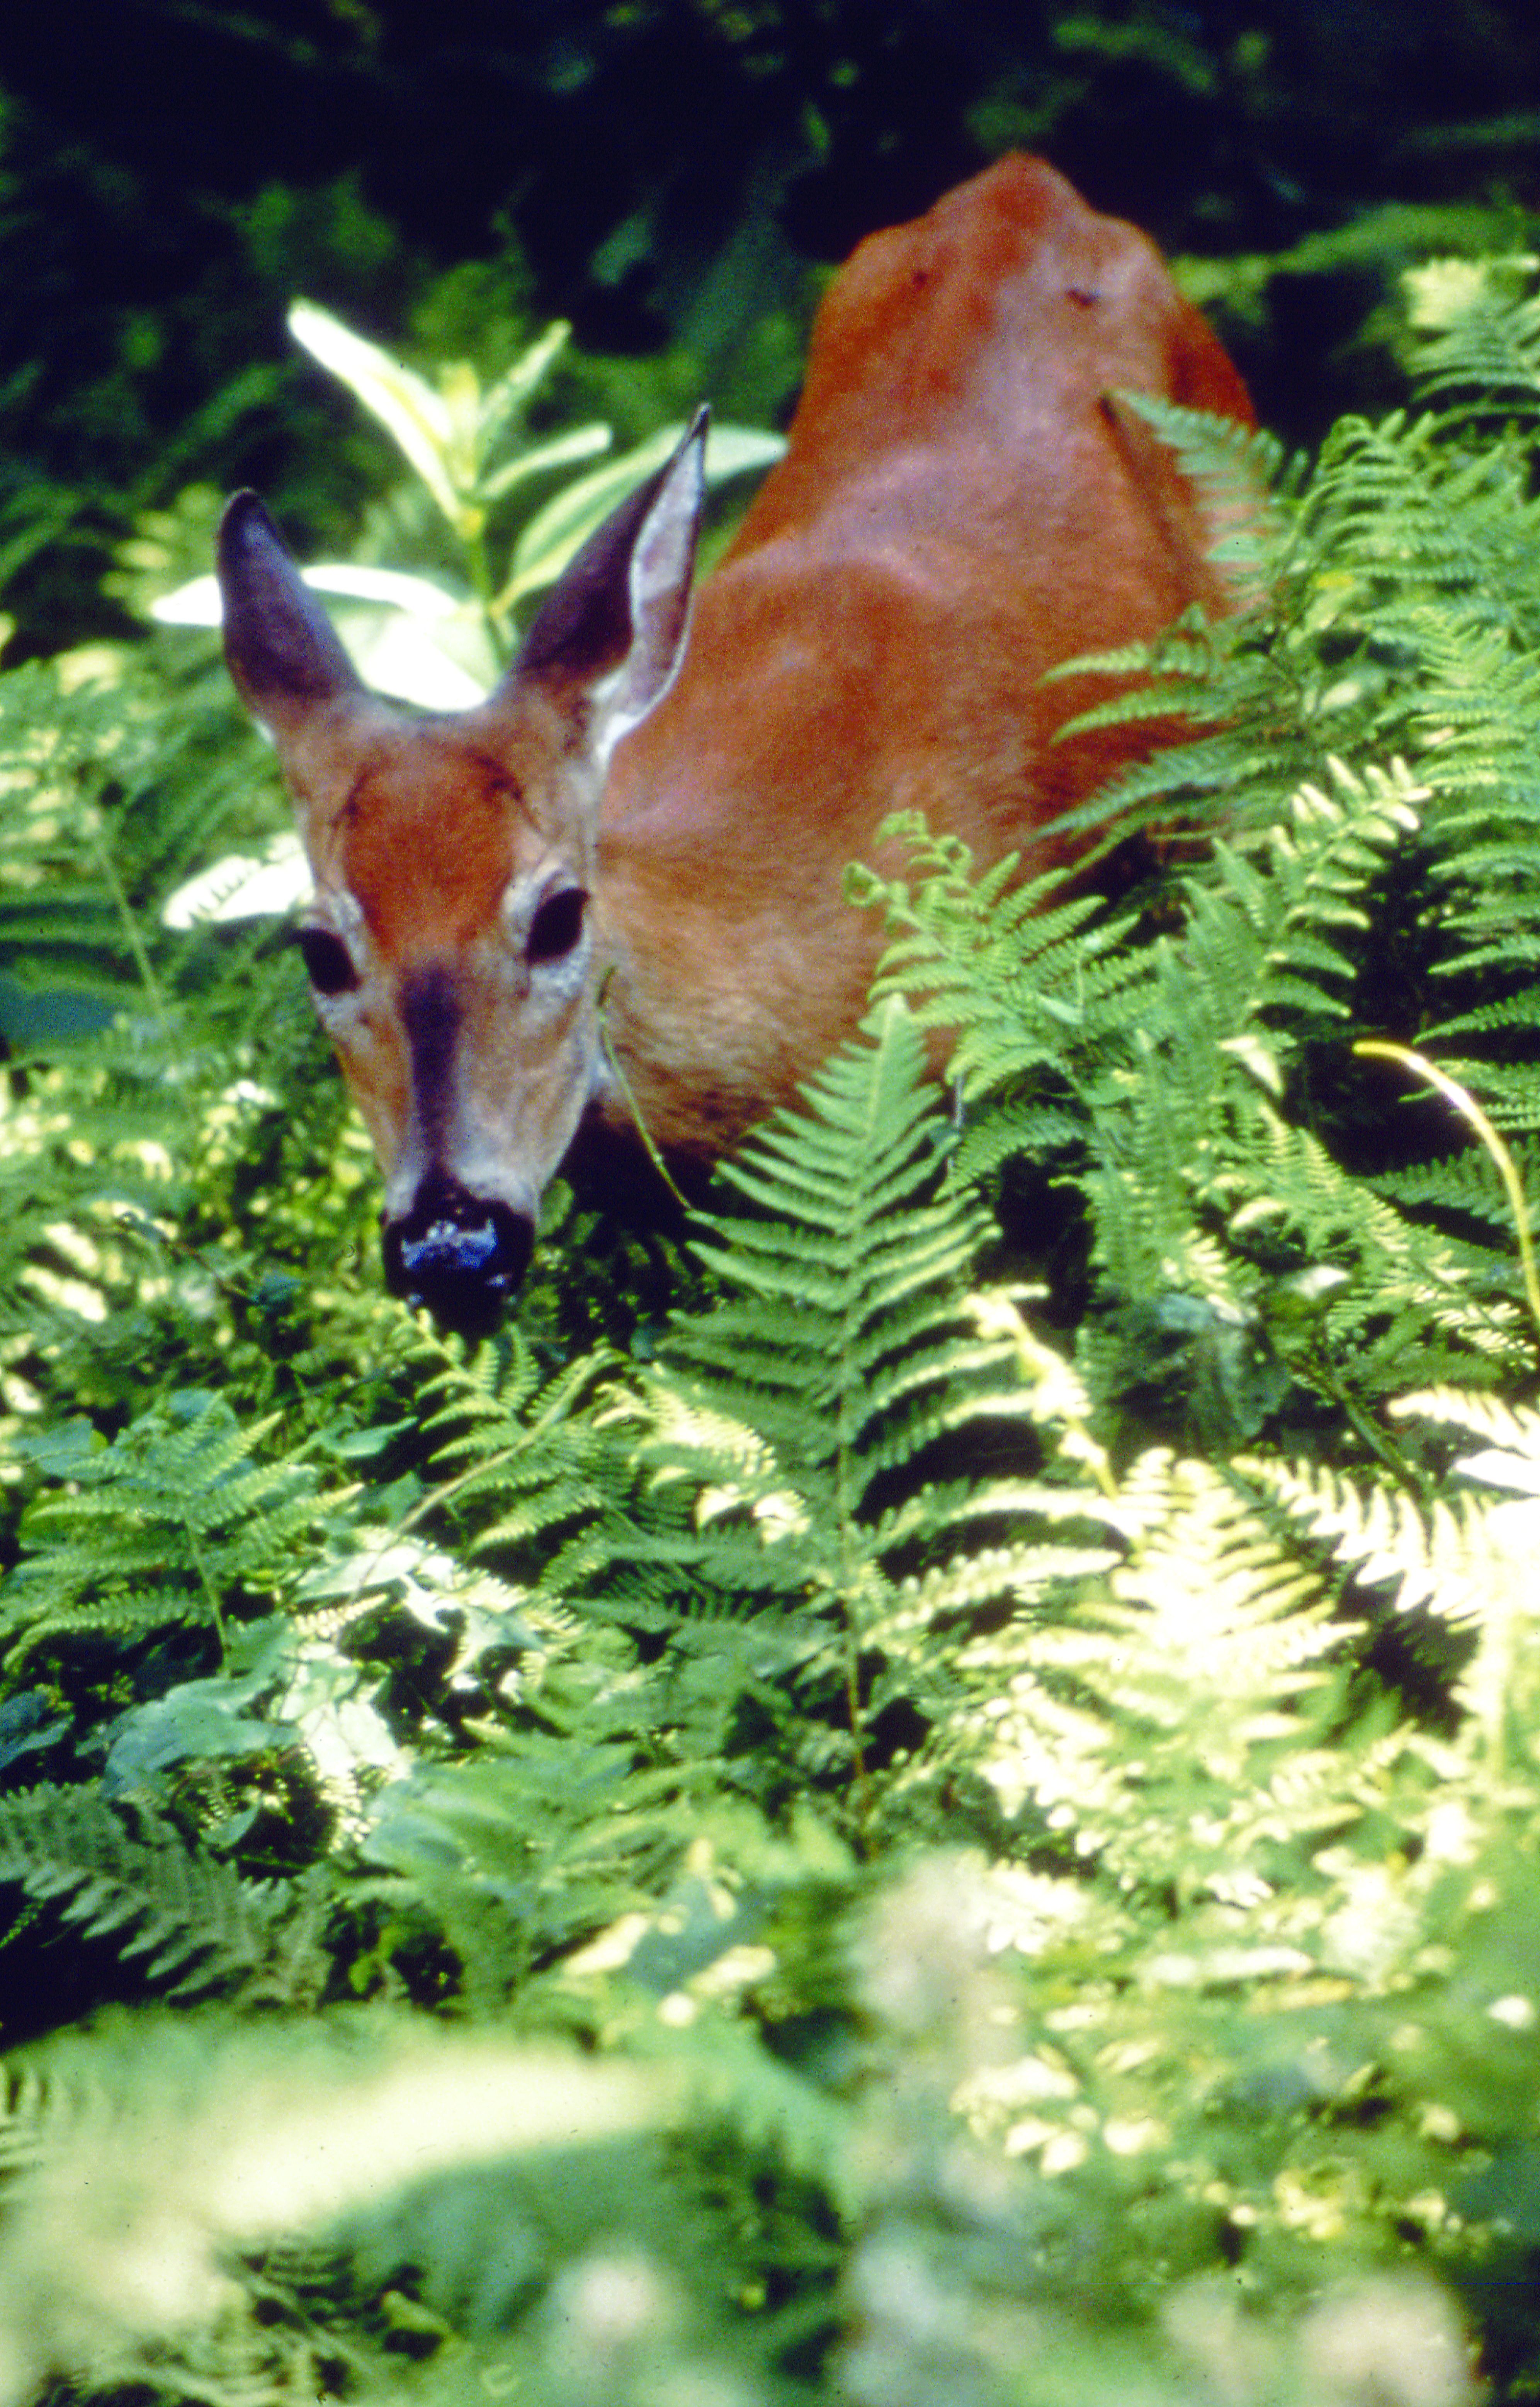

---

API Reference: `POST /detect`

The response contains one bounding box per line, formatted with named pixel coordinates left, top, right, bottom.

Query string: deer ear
left=510, top=408, right=707, bottom=773
left=217, top=491, right=366, bottom=741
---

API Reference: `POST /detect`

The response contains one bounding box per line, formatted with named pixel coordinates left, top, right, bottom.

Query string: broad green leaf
left=480, top=422, right=612, bottom=501
left=502, top=422, right=785, bottom=604
left=477, top=319, right=575, bottom=455
left=155, top=563, right=496, bottom=711
left=289, top=299, right=460, bottom=521
left=155, top=561, right=466, bottom=629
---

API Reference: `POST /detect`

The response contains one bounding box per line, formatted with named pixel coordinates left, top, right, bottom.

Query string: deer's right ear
left=217, top=492, right=366, bottom=741
left=508, top=409, right=707, bottom=775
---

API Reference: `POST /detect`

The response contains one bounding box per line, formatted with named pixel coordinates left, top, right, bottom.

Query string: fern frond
left=1244, top=1451, right=1511, bottom=1624
left=851, top=816, right=1141, bottom=1106
left=0, top=1782, right=283, bottom=1995
left=1109, top=387, right=1288, bottom=574
left=1406, top=254, right=1540, bottom=413
left=414, top=1326, right=627, bottom=1585
left=542, top=1005, right=1110, bottom=1802
left=1390, top=1384, right=1540, bottom=1458
left=669, top=1001, right=1009, bottom=1496
left=3, top=1390, right=323, bottom=1662
left=948, top=1452, right=1346, bottom=1879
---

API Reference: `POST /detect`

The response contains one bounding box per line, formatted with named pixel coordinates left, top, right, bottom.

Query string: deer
left=218, top=152, right=1255, bottom=1338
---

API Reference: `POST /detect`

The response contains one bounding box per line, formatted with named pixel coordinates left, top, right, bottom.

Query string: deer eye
left=527, top=887, right=587, bottom=966
left=296, top=926, right=359, bottom=996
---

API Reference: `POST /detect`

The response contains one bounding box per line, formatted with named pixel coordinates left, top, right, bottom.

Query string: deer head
left=218, top=415, right=706, bottom=1336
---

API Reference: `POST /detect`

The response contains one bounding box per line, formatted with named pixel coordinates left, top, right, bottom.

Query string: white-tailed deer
left=219, top=153, right=1254, bottom=1335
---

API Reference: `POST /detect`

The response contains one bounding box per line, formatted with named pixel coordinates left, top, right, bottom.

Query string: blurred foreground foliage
left=8, top=11, right=1540, bottom=2402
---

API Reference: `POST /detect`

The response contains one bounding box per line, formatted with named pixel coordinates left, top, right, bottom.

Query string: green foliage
left=607, top=1005, right=1048, bottom=1778
left=6, top=1390, right=321, bottom=1661
left=17, top=230, right=1540, bottom=2407
left=0, top=1781, right=290, bottom=1999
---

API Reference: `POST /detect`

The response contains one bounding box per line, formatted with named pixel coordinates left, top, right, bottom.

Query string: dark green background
left=5, top=0, right=1540, bottom=652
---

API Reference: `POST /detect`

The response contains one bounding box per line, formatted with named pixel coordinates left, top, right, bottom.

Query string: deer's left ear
left=507, top=408, right=707, bottom=775
left=217, top=492, right=369, bottom=743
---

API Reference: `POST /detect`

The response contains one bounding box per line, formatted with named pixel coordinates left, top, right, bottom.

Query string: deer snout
left=382, top=1169, right=534, bottom=1338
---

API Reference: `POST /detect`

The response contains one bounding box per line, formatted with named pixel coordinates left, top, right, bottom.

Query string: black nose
left=382, top=1171, right=534, bottom=1338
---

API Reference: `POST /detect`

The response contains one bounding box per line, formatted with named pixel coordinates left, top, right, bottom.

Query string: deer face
left=217, top=420, right=704, bottom=1335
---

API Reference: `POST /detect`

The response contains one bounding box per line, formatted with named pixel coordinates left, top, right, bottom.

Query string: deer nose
left=382, top=1171, right=534, bottom=1338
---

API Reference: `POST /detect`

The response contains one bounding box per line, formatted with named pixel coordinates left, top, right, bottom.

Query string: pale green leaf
left=289, top=300, right=461, bottom=521
left=476, top=319, right=575, bottom=454
left=501, top=422, right=786, bottom=604
left=480, top=422, right=613, bottom=502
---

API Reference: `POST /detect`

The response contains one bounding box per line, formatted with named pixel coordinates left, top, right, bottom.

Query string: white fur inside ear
left=589, top=435, right=704, bottom=774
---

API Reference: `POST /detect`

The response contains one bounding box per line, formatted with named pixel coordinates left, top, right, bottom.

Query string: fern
left=3, top=1389, right=324, bottom=1662
left=411, top=1322, right=629, bottom=1599
left=362, top=1721, right=722, bottom=2007
left=0, top=659, right=189, bottom=1044
left=601, top=1002, right=1065, bottom=1792
left=849, top=814, right=1144, bottom=1115
left=1406, top=253, right=1540, bottom=419
left=1110, top=388, right=1287, bottom=581
left=931, top=1435, right=1346, bottom=1870
left=858, top=755, right=1420, bottom=1121
left=0, top=1781, right=286, bottom=1996
left=1254, top=1387, right=1540, bottom=1704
